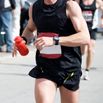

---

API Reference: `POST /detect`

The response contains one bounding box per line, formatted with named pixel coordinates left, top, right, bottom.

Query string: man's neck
left=83, top=0, right=94, bottom=5
left=44, top=0, right=57, bottom=5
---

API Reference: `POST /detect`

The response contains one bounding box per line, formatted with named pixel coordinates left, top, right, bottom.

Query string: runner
left=13, top=0, right=90, bottom=103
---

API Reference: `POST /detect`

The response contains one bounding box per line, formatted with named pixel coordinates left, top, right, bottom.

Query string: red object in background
left=14, top=36, right=29, bottom=56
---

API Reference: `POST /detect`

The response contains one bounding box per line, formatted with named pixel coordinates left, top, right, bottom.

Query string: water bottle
left=14, top=36, right=29, bottom=56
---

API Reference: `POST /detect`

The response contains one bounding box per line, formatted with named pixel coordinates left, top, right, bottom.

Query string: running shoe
left=83, top=71, right=89, bottom=80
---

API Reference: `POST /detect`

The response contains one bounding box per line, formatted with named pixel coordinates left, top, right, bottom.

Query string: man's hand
left=12, top=43, right=18, bottom=57
left=34, top=37, right=54, bottom=51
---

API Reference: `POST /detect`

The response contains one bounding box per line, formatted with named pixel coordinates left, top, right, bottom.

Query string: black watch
left=53, top=36, right=59, bottom=45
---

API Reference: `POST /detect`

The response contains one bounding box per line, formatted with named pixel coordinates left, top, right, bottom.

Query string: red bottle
left=14, top=36, right=29, bottom=56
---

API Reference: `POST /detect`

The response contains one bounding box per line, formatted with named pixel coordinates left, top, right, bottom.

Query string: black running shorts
left=29, top=66, right=82, bottom=91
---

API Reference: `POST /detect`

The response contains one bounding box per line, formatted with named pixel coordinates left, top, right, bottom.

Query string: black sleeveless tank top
left=32, top=0, right=81, bottom=70
left=32, top=0, right=77, bottom=35
left=79, top=0, right=96, bottom=31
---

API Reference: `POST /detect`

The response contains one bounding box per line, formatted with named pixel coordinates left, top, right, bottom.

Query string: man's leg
left=35, top=78, right=57, bottom=103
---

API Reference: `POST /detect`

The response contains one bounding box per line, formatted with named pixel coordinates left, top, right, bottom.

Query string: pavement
left=0, top=34, right=103, bottom=103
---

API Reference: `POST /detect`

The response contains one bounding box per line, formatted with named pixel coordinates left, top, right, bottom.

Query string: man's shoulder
left=66, top=0, right=80, bottom=11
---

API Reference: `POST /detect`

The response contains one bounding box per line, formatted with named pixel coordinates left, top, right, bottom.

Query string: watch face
left=53, top=36, right=59, bottom=45
left=54, top=36, right=59, bottom=41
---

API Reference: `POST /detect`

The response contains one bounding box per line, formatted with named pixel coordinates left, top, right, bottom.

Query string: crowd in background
left=96, top=8, right=103, bottom=34
left=0, top=0, right=36, bottom=53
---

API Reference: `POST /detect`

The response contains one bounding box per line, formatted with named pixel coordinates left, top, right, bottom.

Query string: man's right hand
left=12, top=43, right=17, bottom=57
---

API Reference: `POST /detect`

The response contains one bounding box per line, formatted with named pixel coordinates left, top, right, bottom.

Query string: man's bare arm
left=22, top=6, right=37, bottom=41
left=59, top=1, right=90, bottom=47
